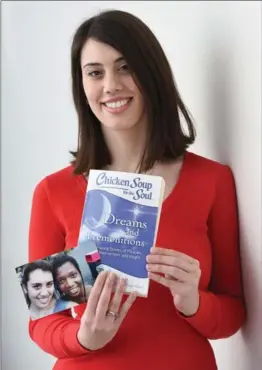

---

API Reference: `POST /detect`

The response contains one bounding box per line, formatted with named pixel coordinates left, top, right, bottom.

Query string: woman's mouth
left=68, top=287, right=80, bottom=296
left=38, top=297, right=50, bottom=305
left=102, top=98, right=132, bottom=114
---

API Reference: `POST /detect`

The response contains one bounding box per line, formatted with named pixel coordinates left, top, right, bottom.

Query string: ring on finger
left=106, top=310, right=120, bottom=320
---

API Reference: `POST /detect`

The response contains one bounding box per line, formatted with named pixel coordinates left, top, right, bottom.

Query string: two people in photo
left=20, top=253, right=93, bottom=320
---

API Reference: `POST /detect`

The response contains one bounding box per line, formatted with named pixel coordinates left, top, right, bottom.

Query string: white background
left=1, top=1, right=261, bottom=369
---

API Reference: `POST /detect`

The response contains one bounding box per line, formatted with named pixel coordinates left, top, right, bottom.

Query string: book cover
left=78, top=170, right=165, bottom=297
left=15, top=170, right=164, bottom=320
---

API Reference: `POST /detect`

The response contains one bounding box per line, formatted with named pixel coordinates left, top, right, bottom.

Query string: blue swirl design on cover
left=80, top=189, right=158, bottom=278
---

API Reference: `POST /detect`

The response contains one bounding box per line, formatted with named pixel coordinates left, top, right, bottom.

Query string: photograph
left=15, top=242, right=103, bottom=320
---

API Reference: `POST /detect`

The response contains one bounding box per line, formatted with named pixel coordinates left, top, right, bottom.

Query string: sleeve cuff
left=62, top=320, right=90, bottom=356
left=176, top=290, right=214, bottom=332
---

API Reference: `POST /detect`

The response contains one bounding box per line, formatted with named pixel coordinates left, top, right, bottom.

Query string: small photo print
left=15, top=241, right=103, bottom=320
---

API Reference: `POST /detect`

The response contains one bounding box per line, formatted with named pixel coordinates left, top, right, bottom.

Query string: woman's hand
left=77, top=271, right=137, bottom=351
left=146, top=247, right=201, bottom=316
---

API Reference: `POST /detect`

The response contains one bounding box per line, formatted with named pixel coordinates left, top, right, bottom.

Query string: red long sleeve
left=180, top=165, right=246, bottom=338
left=28, top=178, right=88, bottom=358
left=26, top=153, right=245, bottom=370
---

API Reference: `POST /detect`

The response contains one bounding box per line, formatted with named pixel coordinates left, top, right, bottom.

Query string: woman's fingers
left=147, top=264, right=192, bottom=282
left=95, top=272, right=118, bottom=321
left=147, top=255, right=197, bottom=274
left=106, top=278, right=127, bottom=322
left=81, top=271, right=137, bottom=329
left=83, top=271, right=108, bottom=320
left=150, top=247, right=199, bottom=266
left=148, top=272, right=184, bottom=293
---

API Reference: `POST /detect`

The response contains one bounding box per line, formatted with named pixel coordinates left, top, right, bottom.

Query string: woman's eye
left=33, top=285, right=41, bottom=290
left=87, top=70, right=102, bottom=78
left=119, top=64, right=129, bottom=72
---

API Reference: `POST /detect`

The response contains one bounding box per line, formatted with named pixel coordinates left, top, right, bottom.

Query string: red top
left=28, top=151, right=245, bottom=370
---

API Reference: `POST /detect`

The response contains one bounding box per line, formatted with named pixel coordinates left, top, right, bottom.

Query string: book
left=15, top=170, right=164, bottom=320
left=78, top=170, right=165, bottom=297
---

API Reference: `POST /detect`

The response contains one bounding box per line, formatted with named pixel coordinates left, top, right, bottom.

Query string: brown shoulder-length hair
left=70, top=9, right=196, bottom=175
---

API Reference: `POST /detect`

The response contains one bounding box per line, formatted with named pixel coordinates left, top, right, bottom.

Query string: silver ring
left=106, top=310, right=119, bottom=319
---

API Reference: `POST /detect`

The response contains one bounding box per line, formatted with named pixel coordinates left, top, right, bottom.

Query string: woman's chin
left=36, top=300, right=52, bottom=309
left=101, top=120, right=138, bottom=132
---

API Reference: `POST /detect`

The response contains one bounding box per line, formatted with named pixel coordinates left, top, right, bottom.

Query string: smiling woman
left=51, top=253, right=92, bottom=305
left=80, top=39, right=146, bottom=133
left=21, top=260, right=77, bottom=319
left=28, top=8, right=245, bottom=370
left=70, top=9, right=195, bottom=175
left=22, top=261, right=56, bottom=318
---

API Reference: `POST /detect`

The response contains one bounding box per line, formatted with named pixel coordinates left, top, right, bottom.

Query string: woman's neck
left=102, top=124, right=147, bottom=173
left=72, top=294, right=86, bottom=305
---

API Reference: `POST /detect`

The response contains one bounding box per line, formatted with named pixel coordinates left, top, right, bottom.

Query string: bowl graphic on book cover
left=85, top=193, right=112, bottom=230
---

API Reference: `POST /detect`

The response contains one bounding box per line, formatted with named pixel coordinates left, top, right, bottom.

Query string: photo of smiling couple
left=16, top=243, right=102, bottom=320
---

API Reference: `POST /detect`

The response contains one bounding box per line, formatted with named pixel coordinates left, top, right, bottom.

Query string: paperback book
left=78, top=169, right=165, bottom=297
left=15, top=170, right=165, bottom=320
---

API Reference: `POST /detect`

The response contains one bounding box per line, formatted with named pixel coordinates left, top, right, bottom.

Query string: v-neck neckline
left=160, top=150, right=190, bottom=213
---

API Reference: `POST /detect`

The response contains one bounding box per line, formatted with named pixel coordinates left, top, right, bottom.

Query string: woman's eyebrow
left=83, top=56, right=124, bottom=69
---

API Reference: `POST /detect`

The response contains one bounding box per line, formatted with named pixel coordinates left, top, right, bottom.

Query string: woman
left=52, top=253, right=92, bottom=304
left=21, top=261, right=75, bottom=319
left=28, top=9, right=246, bottom=370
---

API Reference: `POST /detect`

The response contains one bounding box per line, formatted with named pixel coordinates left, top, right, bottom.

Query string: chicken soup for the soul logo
left=96, top=172, right=153, bottom=200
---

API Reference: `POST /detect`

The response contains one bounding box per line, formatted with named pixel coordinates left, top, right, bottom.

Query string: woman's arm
left=28, top=178, right=88, bottom=358
left=178, top=165, right=246, bottom=339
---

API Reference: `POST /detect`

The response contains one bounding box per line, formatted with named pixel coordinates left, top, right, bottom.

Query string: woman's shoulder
left=184, top=151, right=236, bottom=195
left=33, top=164, right=85, bottom=199
left=55, top=298, right=78, bottom=311
left=186, top=151, right=233, bottom=178
left=38, top=164, right=77, bottom=187
left=186, top=150, right=228, bottom=169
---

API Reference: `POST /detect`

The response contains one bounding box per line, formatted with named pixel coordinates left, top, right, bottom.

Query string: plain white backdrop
left=1, top=1, right=261, bottom=369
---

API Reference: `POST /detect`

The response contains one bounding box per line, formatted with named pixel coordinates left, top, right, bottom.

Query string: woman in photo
left=28, top=9, right=246, bottom=370
left=21, top=260, right=75, bottom=319
left=52, top=254, right=92, bottom=305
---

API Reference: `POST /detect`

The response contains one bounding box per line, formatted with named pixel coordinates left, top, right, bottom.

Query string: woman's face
left=55, top=262, right=84, bottom=299
left=26, top=269, right=54, bottom=309
left=80, top=38, right=147, bottom=133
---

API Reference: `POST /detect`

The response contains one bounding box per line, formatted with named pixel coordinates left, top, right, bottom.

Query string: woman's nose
left=103, top=73, right=122, bottom=94
left=66, top=278, right=75, bottom=288
left=40, top=288, right=49, bottom=297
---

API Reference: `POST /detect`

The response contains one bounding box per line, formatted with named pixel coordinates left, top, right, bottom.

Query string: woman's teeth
left=69, top=287, right=78, bottom=294
left=104, top=99, right=130, bottom=108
